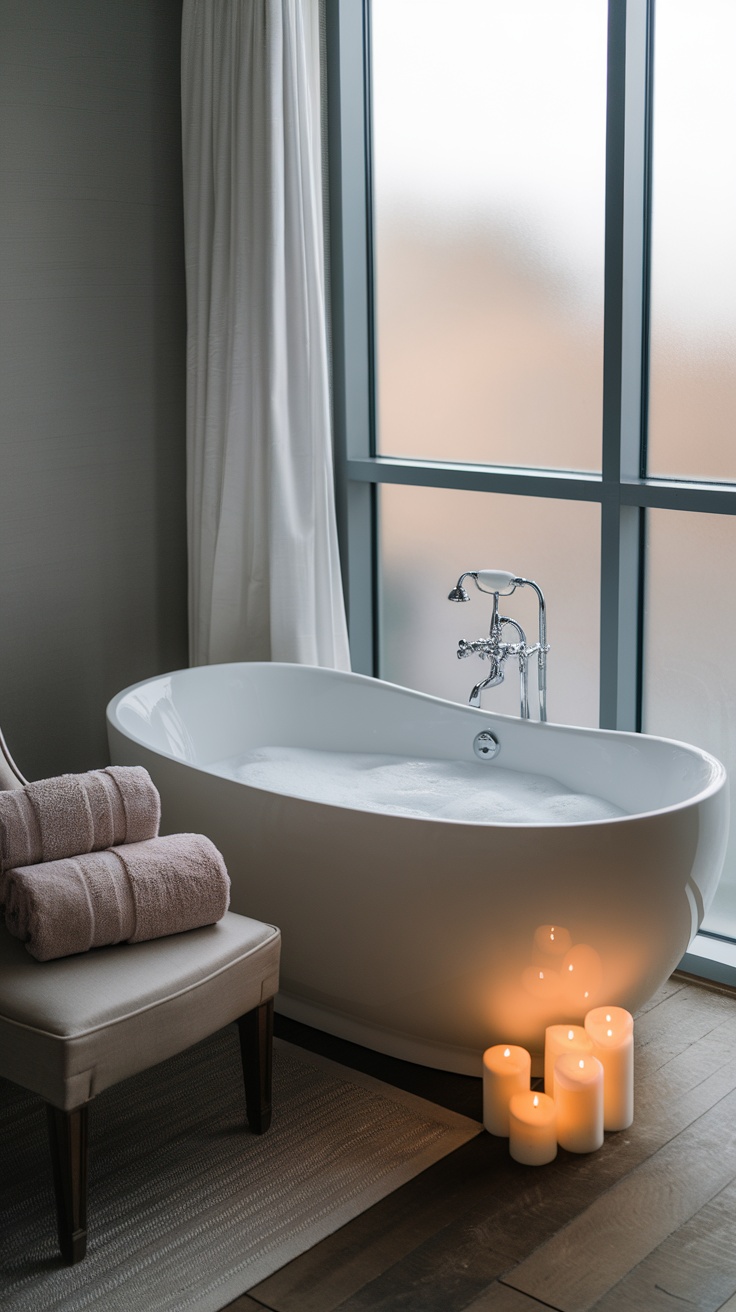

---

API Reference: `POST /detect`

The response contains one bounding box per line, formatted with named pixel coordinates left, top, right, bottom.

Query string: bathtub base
left=275, top=990, right=545, bottom=1079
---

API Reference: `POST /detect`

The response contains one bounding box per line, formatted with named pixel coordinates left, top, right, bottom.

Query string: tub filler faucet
left=448, top=570, right=549, bottom=721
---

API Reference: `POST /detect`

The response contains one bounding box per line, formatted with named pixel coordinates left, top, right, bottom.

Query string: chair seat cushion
left=0, top=912, right=280, bottom=1109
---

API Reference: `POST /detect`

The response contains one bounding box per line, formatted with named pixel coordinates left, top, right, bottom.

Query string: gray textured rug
left=0, top=1030, right=480, bottom=1311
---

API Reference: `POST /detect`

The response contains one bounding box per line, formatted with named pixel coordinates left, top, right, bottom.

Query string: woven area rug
left=0, top=1029, right=480, bottom=1311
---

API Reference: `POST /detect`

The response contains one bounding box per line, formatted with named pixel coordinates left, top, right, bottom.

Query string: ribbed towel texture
left=4, top=834, right=230, bottom=961
left=0, top=766, right=160, bottom=881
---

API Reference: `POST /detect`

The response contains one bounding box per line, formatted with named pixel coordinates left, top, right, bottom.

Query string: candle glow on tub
left=584, top=1005, right=634, bottom=1130
left=532, top=924, right=572, bottom=969
left=554, top=1053, right=604, bottom=1153
left=482, top=1044, right=531, bottom=1136
left=560, top=943, right=603, bottom=1008
left=521, top=964, right=561, bottom=1001
left=544, top=1023, right=593, bottom=1096
left=508, top=1090, right=557, bottom=1165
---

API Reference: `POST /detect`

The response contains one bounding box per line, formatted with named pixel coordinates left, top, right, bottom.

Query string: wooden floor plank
left=588, top=1176, right=736, bottom=1311
left=224, top=1297, right=273, bottom=1311
left=464, top=1285, right=561, bottom=1311
left=332, top=1239, right=523, bottom=1312
left=502, top=1084, right=736, bottom=1312
left=636, top=975, right=688, bottom=1013
left=632, top=983, right=736, bottom=1080
left=634, top=1018, right=736, bottom=1128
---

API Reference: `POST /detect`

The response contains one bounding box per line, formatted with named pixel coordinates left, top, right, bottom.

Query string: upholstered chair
left=0, top=729, right=280, bottom=1264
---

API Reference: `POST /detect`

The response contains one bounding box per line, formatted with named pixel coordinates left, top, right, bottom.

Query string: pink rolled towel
left=3, top=833, right=229, bottom=961
left=0, top=766, right=161, bottom=893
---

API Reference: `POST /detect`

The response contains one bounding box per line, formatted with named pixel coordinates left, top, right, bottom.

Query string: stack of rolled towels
left=0, top=766, right=230, bottom=961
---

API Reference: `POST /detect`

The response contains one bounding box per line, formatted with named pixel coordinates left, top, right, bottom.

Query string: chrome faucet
left=448, top=570, right=549, bottom=721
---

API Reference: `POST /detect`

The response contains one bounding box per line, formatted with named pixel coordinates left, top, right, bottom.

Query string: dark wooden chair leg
left=46, top=1103, right=89, bottom=1264
left=237, top=998, right=273, bottom=1133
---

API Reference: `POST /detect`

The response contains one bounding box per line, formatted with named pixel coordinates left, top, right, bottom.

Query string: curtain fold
left=181, top=0, right=351, bottom=669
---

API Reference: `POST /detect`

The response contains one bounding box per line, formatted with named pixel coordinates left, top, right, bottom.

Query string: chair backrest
left=0, top=726, right=27, bottom=790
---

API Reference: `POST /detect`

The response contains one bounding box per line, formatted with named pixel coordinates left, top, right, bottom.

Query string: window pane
left=379, top=485, right=600, bottom=728
left=647, top=0, right=736, bottom=481
left=642, top=511, right=736, bottom=936
left=371, top=0, right=607, bottom=472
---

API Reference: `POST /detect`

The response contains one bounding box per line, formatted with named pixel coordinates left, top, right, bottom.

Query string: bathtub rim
left=106, top=661, right=728, bottom=829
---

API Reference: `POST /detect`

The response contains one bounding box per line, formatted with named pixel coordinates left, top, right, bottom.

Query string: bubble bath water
left=208, top=746, right=625, bottom=824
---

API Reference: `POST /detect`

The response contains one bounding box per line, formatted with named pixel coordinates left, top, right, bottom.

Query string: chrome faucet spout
left=469, top=665, right=505, bottom=708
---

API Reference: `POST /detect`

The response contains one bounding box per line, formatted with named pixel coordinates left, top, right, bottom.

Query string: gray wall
left=0, top=0, right=188, bottom=780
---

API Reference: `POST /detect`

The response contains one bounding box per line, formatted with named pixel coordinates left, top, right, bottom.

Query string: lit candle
left=508, top=1091, right=557, bottom=1165
left=544, top=1024, right=594, bottom=1096
left=584, top=1005, right=634, bottom=1131
left=482, top=1044, right=531, bottom=1136
left=554, top=1053, right=604, bottom=1153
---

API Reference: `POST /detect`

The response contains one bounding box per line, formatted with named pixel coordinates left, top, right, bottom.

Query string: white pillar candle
left=482, top=1044, right=531, bottom=1136
left=544, top=1024, right=594, bottom=1096
left=508, top=1091, right=557, bottom=1165
left=584, top=1005, right=634, bottom=1131
left=554, top=1053, right=604, bottom=1153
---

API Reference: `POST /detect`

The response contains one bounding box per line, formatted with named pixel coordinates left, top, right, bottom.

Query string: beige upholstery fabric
left=0, top=912, right=280, bottom=1109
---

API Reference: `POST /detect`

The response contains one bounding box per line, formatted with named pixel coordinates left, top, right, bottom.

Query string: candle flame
left=539, top=971, right=544, bottom=980
left=504, top=1047, right=511, bottom=1058
left=584, top=991, right=590, bottom=999
left=533, top=1095, right=539, bottom=1107
left=550, top=931, right=555, bottom=941
left=567, top=1029, right=575, bottom=1040
left=568, top=964, right=574, bottom=972
left=606, top=1013, right=612, bottom=1022
left=578, top=1059, right=585, bottom=1069
left=607, top=1028, right=613, bottom=1037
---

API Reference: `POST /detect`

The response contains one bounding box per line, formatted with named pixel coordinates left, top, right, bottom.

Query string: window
left=326, top=1, right=736, bottom=963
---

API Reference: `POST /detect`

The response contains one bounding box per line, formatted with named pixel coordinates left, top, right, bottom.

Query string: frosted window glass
left=371, top=0, right=607, bottom=472
left=643, top=511, right=736, bottom=937
left=647, top=0, right=736, bottom=481
left=379, top=485, right=600, bottom=729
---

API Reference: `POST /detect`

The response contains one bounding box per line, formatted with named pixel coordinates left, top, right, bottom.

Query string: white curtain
left=181, top=0, right=351, bottom=670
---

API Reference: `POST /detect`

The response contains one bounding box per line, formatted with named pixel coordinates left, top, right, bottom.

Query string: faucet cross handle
left=457, top=638, right=496, bottom=661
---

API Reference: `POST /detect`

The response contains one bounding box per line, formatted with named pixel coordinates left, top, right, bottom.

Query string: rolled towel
left=4, top=833, right=230, bottom=961
left=0, top=765, right=160, bottom=886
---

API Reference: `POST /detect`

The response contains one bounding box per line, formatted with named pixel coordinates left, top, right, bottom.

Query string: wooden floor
left=226, top=972, right=736, bottom=1312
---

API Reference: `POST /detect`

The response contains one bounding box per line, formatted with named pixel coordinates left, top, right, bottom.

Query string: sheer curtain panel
left=181, top=0, right=350, bottom=669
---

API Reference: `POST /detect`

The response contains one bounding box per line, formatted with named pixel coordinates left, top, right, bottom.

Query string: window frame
left=324, top=0, right=736, bottom=979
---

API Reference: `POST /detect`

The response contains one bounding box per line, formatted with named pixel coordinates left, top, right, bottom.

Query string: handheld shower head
left=448, top=570, right=520, bottom=603
left=447, top=572, right=475, bottom=602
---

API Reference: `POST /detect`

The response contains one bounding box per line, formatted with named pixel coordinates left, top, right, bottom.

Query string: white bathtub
left=107, top=662, right=728, bottom=1075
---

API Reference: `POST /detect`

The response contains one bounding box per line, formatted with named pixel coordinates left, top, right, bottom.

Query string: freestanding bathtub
left=107, top=662, right=728, bottom=1075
